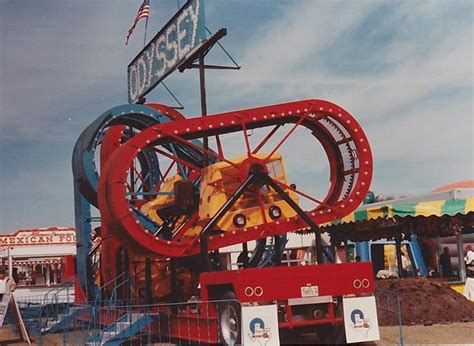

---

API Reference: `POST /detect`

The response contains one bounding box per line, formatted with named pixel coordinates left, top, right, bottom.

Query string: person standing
left=439, top=247, right=453, bottom=278
left=0, top=269, right=7, bottom=300
left=465, top=245, right=474, bottom=276
left=0, top=269, right=16, bottom=300
left=464, top=245, right=474, bottom=301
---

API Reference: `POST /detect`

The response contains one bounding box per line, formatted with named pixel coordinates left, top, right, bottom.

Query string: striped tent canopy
left=322, top=189, right=474, bottom=245
left=333, top=197, right=473, bottom=224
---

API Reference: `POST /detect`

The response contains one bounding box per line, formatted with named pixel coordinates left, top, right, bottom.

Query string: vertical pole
left=53, top=266, right=58, bottom=285
left=409, top=234, right=428, bottom=277
left=242, top=242, right=249, bottom=268
left=145, top=258, right=153, bottom=304
left=397, top=293, right=404, bottom=346
left=457, top=233, right=466, bottom=281
left=395, top=233, right=403, bottom=278
left=46, top=265, right=51, bottom=286
left=74, top=183, right=93, bottom=300
left=355, top=242, right=370, bottom=262
left=129, top=128, right=135, bottom=196
left=7, top=247, right=12, bottom=277
left=170, top=259, right=179, bottom=312
left=200, top=230, right=210, bottom=272
left=274, top=236, right=282, bottom=266
left=314, top=230, right=323, bottom=264
left=124, top=249, right=130, bottom=301
left=143, top=17, right=149, bottom=47
left=198, top=54, right=208, bottom=165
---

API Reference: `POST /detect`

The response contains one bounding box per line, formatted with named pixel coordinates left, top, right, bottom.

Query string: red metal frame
left=153, top=263, right=375, bottom=342
left=200, top=262, right=375, bottom=302
left=97, top=99, right=373, bottom=258
left=90, top=99, right=375, bottom=343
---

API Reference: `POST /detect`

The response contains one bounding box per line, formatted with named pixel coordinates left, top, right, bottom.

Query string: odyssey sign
left=127, top=0, right=205, bottom=103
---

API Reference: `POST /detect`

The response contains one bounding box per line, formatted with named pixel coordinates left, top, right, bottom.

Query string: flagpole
left=143, top=16, right=149, bottom=48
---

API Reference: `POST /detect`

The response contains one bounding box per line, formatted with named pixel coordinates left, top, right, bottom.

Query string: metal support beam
left=457, top=233, right=467, bottom=281
left=242, top=242, right=249, bottom=268
left=73, top=182, right=96, bottom=300
left=199, top=53, right=208, bottom=165
left=186, top=64, right=240, bottom=70
left=200, top=174, right=257, bottom=272
left=261, top=175, right=325, bottom=265
left=395, top=233, right=404, bottom=278
left=274, top=236, right=282, bottom=266
left=145, top=258, right=153, bottom=305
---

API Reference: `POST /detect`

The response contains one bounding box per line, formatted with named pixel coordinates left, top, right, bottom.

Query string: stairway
left=87, top=312, right=152, bottom=345
left=41, top=305, right=90, bottom=333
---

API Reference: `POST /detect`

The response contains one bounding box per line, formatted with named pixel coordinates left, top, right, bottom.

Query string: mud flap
left=342, top=296, right=380, bottom=343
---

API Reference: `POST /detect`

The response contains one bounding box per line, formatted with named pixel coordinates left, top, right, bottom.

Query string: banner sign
left=241, top=304, right=280, bottom=346
left=0, top=229, right=76, bottom=246
left=127, top=0, right=206, bottom=103
left=343, top=296, right=380, bottom=343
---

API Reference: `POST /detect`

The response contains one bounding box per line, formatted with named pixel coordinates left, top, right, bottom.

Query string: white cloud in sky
left=0, top=0, right=472, bottom=232
left=207, top=0, right=473, bottom=197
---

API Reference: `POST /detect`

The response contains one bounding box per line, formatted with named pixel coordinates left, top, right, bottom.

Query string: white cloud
left=0, top=0, right=472, bottom=232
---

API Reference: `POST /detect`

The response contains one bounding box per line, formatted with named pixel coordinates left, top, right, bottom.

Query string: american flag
left=126, top=0, right=150, bottom=45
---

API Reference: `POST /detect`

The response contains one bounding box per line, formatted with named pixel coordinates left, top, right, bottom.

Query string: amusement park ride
left=71, top=1, right=376, bottom=344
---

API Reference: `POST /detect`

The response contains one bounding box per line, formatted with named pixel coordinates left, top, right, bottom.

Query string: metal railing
left=375, top=288, right=404, bottom=346
left=8, top=295, right=46, bottom=337
left=61, top=298, right=240, bottom=345
left=39, top=279, right=76, bottom=336
left=7, top=281, right=239, bottom=345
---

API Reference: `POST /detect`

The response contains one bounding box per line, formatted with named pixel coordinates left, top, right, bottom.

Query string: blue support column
left=73, top=182, right=96, bottom=300
left=410, top=234, right=428, bottom=277
left=356, top=241, right=370, bottom=261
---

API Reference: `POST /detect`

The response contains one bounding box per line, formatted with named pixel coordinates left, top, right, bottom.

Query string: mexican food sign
left=0, top=228, right=76, bottom=246
left=127, top=0, right=206, bottom=103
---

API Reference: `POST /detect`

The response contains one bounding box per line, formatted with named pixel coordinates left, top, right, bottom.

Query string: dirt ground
left=0, top=325, right=62, bottom=345
left=375, top=277, right=474, bottom=326
left=376, top=321, right=474, bottom=345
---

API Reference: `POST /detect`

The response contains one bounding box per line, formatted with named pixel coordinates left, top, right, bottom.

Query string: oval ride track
left=92, top=99, right=373, bottom=258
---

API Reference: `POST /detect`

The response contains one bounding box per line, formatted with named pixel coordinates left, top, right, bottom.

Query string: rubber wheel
left=317, top=323, right=346, bottom=345
left=317, top=301, right=346, bottom=345
left=218, top=291, right=241, bottom=346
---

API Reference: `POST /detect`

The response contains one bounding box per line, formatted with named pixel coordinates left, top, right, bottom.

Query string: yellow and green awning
left=329, top=197, right=474, bottom=225
left=323, top=196, right=474, bottom=244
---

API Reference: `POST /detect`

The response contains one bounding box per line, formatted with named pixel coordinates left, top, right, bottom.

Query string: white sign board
left=241, top=304, right=280, bottom=346
left=343, top=296, right=380, bottom=343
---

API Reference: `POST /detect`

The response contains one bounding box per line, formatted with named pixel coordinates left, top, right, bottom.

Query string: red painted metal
left=279, top=317, right=344, bottom=329
left=85, top=98, right=376, bottom=343
left=159, top=313, right=220, bottom=343
left=97, top=99, right=373, bottom=258
left=200, top=262, right=375, bottom=303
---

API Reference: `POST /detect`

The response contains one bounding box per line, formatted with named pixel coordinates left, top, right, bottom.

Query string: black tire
left=317, top=300, right=346, bottom=345
left=218, top=291, right=241, bottom=346
left=317, top=323, right=346, bottom=345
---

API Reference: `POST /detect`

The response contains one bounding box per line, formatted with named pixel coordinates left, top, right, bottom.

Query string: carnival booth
left=0, top=227, right=76, bottom=301
left=323, top=182, right=474, bottom=281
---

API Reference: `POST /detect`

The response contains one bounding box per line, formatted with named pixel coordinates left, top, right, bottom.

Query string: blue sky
left=0, top=0, right=472, bottom=233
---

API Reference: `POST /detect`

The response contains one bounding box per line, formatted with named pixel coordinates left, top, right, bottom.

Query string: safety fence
left=8, top=283, right=401, bottom=345
left=375, top=288, right=404, bottom=346
left=49, top=299, right=239, bottom=345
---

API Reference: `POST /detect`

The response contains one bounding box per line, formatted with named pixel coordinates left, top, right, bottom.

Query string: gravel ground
left=376, top=321, right=474, bottom=345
